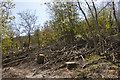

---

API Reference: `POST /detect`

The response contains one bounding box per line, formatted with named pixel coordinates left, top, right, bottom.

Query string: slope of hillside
left=2, top=42, right=119, bottom=79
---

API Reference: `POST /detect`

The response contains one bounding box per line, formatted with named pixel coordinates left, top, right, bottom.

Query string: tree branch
left=98, top=1, right=112, bottom=15
left=84, top=0, right=95, bottom=19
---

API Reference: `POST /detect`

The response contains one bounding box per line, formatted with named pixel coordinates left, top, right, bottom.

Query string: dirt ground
left=2, top=43, right=119, bottom=79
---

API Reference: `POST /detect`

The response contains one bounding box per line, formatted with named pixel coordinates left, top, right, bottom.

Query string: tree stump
left=65, top=62, right=78, bottom=70
left=36, top=54, right=45, bottom=64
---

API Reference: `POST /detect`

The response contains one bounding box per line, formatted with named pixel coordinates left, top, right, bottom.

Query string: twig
left=32, top=61, right=55, bottom=76
left=80, top=55, right=85, bottom=61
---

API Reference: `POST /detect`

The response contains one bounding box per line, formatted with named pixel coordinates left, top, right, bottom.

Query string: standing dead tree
left=18, top=10, right=38, bottom=48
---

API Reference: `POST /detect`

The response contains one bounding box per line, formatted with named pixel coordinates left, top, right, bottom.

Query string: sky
left=12, top=1, right=50, bottom=26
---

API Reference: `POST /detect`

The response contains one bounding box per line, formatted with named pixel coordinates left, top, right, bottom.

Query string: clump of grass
left=90, top=65, right=99, bottom=69
left=89, top=64, right=100, bottom=72
left=77, top=70, right=87, bottom=78
left=85, top=54, right=104, bottom=62
left=115, top=59, right=119, bottom=63
left=108, top=66, right=118, bottom=70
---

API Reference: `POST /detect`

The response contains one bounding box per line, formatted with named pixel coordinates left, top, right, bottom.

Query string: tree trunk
left=78, top=0, right=96, bottom=48
left=28, top=32, right=30, bottom=48
left=92, top=0, right=103, bottom=53
left=85, top=0, right=97, bottom=48
left=77, top=0, right=92, bottom=38
left=37, top=35, right=40, bottom=47
left=112, top=1, right=120, bottom=32
left=109, top=10, right=113, bottom=27
left=18, top=36, right=22, bottom=49
left=77, top=1, right=91, bottom=30
left=10, top=36, right=14, bottom=49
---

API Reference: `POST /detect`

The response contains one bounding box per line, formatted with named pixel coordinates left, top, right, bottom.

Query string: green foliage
left=40, top=1, right=119, bottom=49
left=2, top=0, right=120, bottom=61
left=77, top=70, right=87, bottom=78
left=46, top=2, right=79, bottom=43
left=40, top=23, right=58, bottom=47
left=0, top=0, right=15, bottom=53
left=85, top=54, right=103, bottom=62
left=34, top=29, right=41, bottom=47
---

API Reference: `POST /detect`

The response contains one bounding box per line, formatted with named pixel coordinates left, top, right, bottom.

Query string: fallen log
left=3, top=54, right=28, bottom=64
left=3, top=57, right=31, bottom=67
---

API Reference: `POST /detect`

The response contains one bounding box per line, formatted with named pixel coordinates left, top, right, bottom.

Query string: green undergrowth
left=85, top=54, right=105, bottom=62
left=108, top=66, right=119, bottom=70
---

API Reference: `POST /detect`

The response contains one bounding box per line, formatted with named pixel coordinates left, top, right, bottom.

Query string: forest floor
left=2, top=42, right=119, bottom=79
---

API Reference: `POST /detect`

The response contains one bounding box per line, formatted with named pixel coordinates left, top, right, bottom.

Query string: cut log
left=36, top=54, right=45, bottom=64
left=65, top=62, right=78, bottom=70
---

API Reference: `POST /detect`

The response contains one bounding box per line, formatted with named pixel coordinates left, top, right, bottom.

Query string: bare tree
left=17, top=10, right=38, bottom=47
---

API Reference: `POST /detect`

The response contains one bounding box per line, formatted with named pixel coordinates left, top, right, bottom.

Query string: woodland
left=1, top=0, right=120, bottom=79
